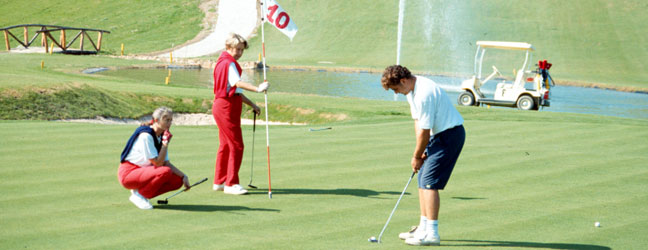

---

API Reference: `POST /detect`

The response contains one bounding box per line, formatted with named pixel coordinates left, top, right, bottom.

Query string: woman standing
left=212, top=33, right=268, bottom=195
left=118, top=107, right=191, bottom=209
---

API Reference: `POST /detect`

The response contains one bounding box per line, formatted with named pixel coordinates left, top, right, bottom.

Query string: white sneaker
left=213, top=184, right=224, bottom=191
left=404, top=233, right=440, bottom=246
left=129, top=190, right=153, bottom=210
left=224, top=184, right=248, bottom=195
left=398, top=226, right=420, bottom=240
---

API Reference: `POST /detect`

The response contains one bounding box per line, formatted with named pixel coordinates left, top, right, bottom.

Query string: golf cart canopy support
left=474, top=41, right=535, bottom=79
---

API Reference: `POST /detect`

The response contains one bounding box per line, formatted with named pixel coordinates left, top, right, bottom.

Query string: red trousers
left=212, top=95, right=244, bottom=186
left=118, top=161, right=183, bottom=199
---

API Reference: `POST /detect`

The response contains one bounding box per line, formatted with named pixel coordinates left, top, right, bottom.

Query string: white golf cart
left=458, top=41, right=553, bottom=110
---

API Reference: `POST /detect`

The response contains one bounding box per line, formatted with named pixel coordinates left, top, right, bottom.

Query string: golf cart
left=458, top=41, right=554, bottom=110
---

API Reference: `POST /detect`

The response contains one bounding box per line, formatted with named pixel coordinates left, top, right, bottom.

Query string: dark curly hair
left=381, top=65, right=412, bottom=90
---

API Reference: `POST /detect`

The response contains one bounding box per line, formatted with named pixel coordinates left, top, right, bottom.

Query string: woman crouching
left=118, top=107, right=191, bottom=209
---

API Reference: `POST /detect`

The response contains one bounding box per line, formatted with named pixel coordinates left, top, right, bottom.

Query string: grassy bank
left=237, top=0, right=648, bottom=90
left=0, top=0, right=203, bottom=54
left=2, top=0, right=646, bottom=90
left=0, top=53, right=406, bottom=123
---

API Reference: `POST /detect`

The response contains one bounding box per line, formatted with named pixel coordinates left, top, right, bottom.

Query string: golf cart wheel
left=516, top=95, right=536, bottom=110
left=458, top=91, right=475, bottom=106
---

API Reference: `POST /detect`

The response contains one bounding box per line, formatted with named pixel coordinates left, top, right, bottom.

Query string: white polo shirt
left=406, top=75, right=464, bottom=135
left=227, top=63, right=244, bottom=94
left=124, top=133, right=169, bottom=167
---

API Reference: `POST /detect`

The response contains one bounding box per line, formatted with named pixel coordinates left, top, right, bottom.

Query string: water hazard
left=98, top=68, right=648, bottom=120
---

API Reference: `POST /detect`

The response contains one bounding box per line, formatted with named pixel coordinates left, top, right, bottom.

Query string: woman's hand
left=182, top=175, right=191, bottom=190
left=257, top=81, right=269, bottom=93
left=162, top=130, right=173, bottom=145
left=250, top=104, right=261, bottom=115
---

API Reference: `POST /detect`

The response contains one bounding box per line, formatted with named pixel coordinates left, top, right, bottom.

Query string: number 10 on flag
left=263, top=0, right=298, bottom=41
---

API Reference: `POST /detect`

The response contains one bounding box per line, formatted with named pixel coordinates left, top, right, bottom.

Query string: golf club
left=309, top=127, right=332, bottom=132
left=370, top=171, right=416, bottom=243
left=156, top=177, right=208, bottom=205
left=248, top=112, right=258, bottom=189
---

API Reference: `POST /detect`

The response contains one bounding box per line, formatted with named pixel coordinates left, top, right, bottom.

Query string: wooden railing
left=1, top=24, right=110, bottom=54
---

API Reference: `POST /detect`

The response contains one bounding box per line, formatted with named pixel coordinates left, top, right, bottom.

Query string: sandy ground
left=59, top=113, right=303, bottom=126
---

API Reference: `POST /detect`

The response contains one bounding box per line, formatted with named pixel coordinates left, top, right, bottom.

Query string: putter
left=370, top=171, right=416, bottom=243
left=247, top=112, right=258, bottom=189
left=157, top=177, right=208, bottom=205
left=309, top=127, right=332, bottom=132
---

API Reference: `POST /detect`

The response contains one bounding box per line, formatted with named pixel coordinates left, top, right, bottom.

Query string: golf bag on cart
left=538, top=60, right=555, bottom=89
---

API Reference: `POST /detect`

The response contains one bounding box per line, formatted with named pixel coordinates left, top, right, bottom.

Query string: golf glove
left=162, top=130, right=173, bottom=144
left=257, top=81, right=269, bottom=93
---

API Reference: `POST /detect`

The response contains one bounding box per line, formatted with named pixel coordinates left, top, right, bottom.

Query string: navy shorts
left=418, top=125, right=465, bottom=190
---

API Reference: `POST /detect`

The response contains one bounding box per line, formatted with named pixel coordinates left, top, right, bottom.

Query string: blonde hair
left=225, top=33, right=249, bottom=49
left=152, top=106, right=173, bottom=120
left=141, top=106, right=173, bottom=126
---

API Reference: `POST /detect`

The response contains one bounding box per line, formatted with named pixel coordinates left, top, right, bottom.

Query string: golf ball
left=595, top=222, right=600, bottom=227
left=368, top=236, right=377, bottom=242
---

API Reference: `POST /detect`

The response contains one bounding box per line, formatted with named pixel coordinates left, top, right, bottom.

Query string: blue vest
left=120, top=126, right=161, bottom=163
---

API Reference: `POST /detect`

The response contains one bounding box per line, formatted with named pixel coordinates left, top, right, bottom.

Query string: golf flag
left=264, top=0, right=298, bottom=41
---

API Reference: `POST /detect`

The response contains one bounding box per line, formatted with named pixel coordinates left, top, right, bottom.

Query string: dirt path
left=161, top=0, right=259, bottom=58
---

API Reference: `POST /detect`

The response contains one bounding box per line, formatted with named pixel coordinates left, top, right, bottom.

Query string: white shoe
left=398, top=226, right=420, bottom=240
left=129, top=190, right=153, bottom=210
left=213, top=184, right=224, bottom=191
left=224, top=184, right=248, bottom=195
left=404, top=233, right=440, bottom=246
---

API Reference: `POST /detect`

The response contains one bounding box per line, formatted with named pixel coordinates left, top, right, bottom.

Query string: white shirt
left=227, top=62, right=243, bottom=94
left=124, top=132, right=169, bottom=167
left=406, top=75, right=464, bottom=135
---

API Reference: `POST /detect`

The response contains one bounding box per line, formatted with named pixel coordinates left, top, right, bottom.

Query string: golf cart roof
left=476, top=41, right=534, bottom=51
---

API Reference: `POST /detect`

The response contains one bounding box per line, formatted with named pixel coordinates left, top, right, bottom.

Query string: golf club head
left=157, top=199, right=168, bottom=205
left=248, top=184, right=258, bottom=189
left=368, top=236, right=379, bottom=243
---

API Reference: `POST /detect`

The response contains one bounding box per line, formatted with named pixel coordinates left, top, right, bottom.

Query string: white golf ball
left=594, top=222, right=600, bottom=227
left=368, top=236, right=377, bottom=242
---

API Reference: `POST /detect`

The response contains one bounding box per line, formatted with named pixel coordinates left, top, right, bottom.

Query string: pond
left=98, top=68, right=648, bottom=120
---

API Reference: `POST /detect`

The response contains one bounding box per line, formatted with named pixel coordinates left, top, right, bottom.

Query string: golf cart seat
left=470, top=76, right=486, bottom=98
left=513, top=68, right=526, bottom=88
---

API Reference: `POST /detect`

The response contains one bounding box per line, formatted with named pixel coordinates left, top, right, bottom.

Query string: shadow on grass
left=154, top=204, right=280, bottom=212
left=248, top=188, right=407, bottom=198
left=443, top=239, right=610, bottom=249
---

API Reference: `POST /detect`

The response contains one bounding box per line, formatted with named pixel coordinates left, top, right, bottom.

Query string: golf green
left=1, top=109, right=646, bottom=249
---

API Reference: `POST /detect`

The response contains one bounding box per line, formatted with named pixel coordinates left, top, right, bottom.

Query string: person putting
left=381, top=65, right=465, bottom=246
left=118, top=107, right=191, bottom=210
left=211, top=33, right=268, bottom=195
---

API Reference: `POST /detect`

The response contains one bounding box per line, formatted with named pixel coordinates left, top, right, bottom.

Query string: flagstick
left=261, top=0, right=272, bottom=199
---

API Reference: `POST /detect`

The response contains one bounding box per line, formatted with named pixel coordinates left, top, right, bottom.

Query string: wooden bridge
left=1, top=24, right=110, bottom=54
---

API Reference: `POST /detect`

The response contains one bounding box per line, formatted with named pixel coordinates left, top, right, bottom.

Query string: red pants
left=118, top=161, right=183, bottom=199
left=212, top=96, right=244, bottom=186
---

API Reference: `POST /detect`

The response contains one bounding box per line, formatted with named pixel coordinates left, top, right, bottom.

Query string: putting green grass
left=1, top=107, right=647, bottom=249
